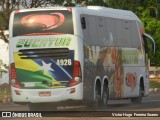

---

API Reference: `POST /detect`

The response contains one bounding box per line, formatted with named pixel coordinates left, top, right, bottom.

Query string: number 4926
left=56, top=59, right=72, bottom=66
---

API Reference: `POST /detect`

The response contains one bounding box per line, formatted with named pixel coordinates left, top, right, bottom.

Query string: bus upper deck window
left=81, top=17, right=86, bottom=29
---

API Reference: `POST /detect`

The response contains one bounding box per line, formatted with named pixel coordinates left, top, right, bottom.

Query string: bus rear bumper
left=11, top=83, right=83, bottom=103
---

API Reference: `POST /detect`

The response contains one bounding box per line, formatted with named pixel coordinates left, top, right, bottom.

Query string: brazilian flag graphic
left=14, top=51, right=74, bottom=89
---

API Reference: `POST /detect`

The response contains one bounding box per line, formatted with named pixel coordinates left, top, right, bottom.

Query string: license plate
left=39, top=91, right=51, bottom=97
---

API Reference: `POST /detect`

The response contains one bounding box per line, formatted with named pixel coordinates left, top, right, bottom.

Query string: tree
left=0, top=0, right=21, bottom=43
left=21, top=0, right=64, bottom=8
left=88, top=0, right=107, bottom=6
left=136, top=0, right=160, bottom=66
left=64, top=0, right=76, bottom=6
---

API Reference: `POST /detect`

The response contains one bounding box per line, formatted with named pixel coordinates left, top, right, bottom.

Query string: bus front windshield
left=13, top=10, right=74, bottom=37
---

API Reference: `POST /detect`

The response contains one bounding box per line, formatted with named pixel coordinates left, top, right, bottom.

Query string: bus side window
left=88, top=15, right=97, bottom=45
left=109, top=18, right=117, bottom=47
left=97, top=17, right=106, bottom=46
left=123, top=20, right=132, bottom=48
left=130, top=21, right=141, bottom=48
left=81, top=14, right=89, bottom=43
left=143, top=35, right=148, bottom=53
left=115, top=19, right=124, bottom=47
left=81, top=17, right=86, bottom=29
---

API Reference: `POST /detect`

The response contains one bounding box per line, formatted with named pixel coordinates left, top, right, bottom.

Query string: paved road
left=1, top=93, right=160, bottom=119
left=1, top=93, right=160, bottom=111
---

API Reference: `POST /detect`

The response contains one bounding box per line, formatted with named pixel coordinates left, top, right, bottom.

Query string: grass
left=150, top=79, right=160, bottom=88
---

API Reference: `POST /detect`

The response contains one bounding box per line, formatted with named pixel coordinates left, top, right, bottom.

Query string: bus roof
left=81, top=6, right=141, bottom=22
left=14, top=6, right=141, bottom=22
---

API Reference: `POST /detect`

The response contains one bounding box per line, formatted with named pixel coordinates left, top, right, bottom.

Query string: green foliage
left=150, top=80, right=160, bottom=88
left=88, top=0, right=107, bottom=6
left=137, top=2, right=160, bottom=66
left=54, top=0, right=65, bottom=5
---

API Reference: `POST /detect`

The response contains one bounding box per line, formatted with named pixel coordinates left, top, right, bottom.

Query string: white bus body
left=9, top=6, right=155, bottom=110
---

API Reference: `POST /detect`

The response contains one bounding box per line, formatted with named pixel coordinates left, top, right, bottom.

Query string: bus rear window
left=13, top=10, right=74, bottom=37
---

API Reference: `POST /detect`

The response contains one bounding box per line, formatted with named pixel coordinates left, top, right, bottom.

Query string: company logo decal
left=21, top=13, right=65, bottom=30
left=16, top=37, right=72, bottom=48
left=126, top=72, right=137, bottom=92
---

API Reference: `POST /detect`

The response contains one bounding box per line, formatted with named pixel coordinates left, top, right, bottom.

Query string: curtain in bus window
left=123, top=20, right=132, bottom=48
left=105, top=18, right=112, bottom=47
left=88, top=15, right=98, bottom=45
left=96, top=17, right=106, bottom=46
left=109, top=18, right=117, bottom=47
left=114, top=19, right=124, bottom=47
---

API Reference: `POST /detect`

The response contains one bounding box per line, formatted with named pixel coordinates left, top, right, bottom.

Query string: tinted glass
left=13, top=10, right=74, bottom=37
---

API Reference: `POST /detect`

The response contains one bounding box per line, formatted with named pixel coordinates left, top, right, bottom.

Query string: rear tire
left=131, top=87, right=143, bottom=104
left=101, top=85, right=109, bottom=107
left=93, top=86, right=101, bottom=109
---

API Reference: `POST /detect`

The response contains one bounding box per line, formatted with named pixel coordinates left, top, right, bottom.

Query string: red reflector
left=11, top=63, right=16, bottom=79
left=15, top=90, right=21, bottom=95
left=70, top=88, right=76, bottom=94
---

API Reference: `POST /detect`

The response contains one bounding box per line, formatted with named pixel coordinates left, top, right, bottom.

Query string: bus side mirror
left=143, top=33, right=155, bottom=54
left=143, top=35, right=148, bottom=53
left=81, top=17, right=86, bottom=29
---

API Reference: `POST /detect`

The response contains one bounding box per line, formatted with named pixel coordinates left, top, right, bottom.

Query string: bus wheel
left=131, top=87, right=143, bottom=104
left=93, top=85, right=101, bottom=109
left=101, top=85, right=109, bottom=106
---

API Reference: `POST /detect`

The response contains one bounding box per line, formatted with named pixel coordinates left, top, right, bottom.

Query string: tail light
left=11, top=63, right=22, bottom=89
left=69, top=61, right=82, bottom=87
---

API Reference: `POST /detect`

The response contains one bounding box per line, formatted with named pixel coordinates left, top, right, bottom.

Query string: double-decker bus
left=9, top=6, right=155, bottom=110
